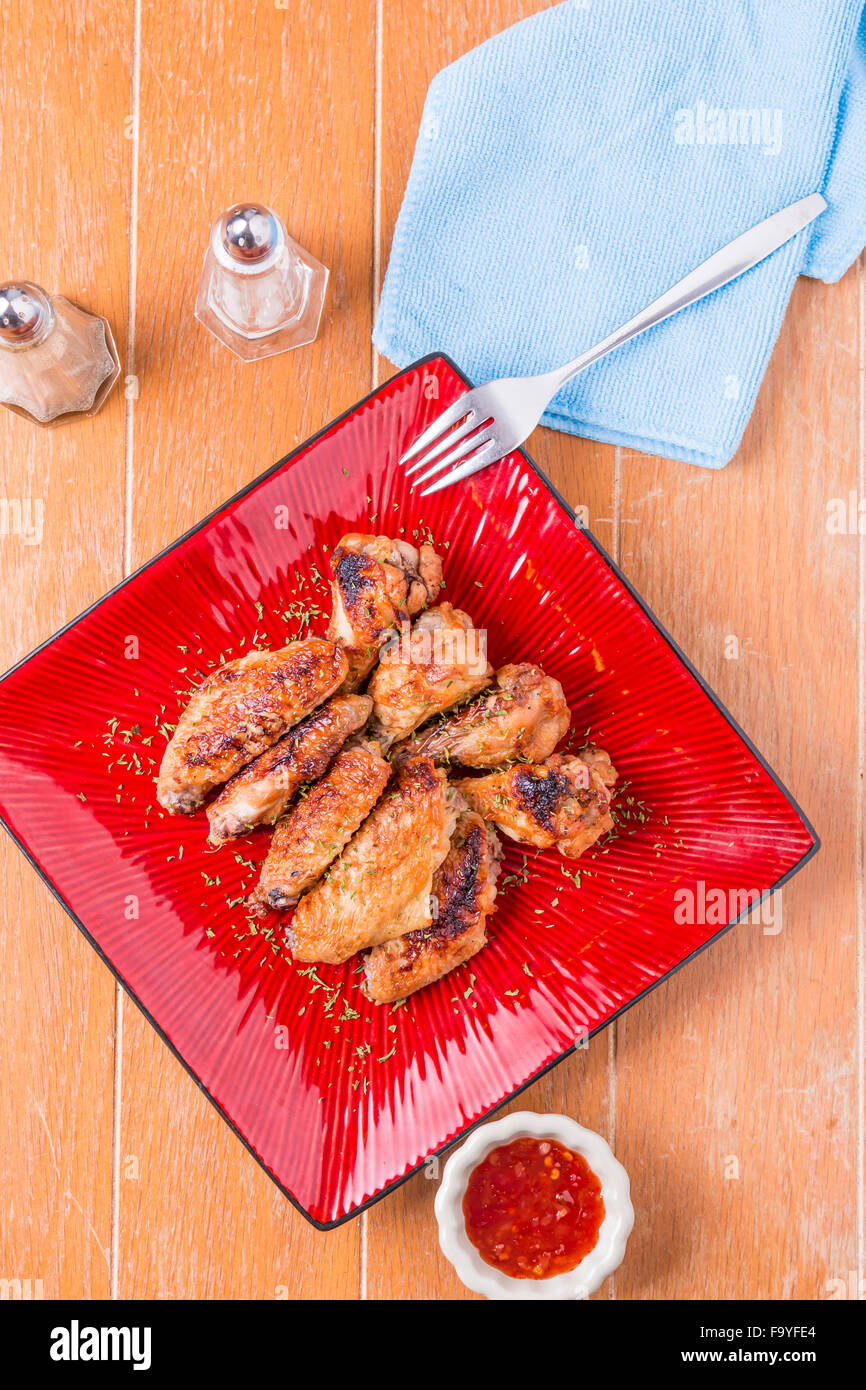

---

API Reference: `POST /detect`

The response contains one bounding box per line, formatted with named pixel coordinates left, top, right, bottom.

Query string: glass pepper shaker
left=0, top=282, right=120, bottom=427
left=194, top=203, right=329, bottom=361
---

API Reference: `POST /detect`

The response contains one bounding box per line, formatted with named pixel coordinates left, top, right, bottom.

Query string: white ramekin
left=434, top=1110, right=634, bottom=1300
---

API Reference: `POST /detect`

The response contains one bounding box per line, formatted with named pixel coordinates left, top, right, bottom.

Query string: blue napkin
left=374, top=0, right=865, bottom=468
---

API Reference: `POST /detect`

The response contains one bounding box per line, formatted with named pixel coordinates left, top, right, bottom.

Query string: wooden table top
left=0, top=0, right=861, bottom=1302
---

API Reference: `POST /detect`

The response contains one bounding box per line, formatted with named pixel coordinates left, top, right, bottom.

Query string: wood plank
left=613, top=268, right=862, bottom=1299
left=116, top=0, right=376, bottom=1298
left=0, top=0, right=131, bottom=1299
left=368, top=0, right=618, bottom=1300
left=4, top=0, right=859, bottom=1304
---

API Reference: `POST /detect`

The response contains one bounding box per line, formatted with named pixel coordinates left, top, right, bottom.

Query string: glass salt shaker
left=194, top=203, right=329, bottom=361
left=0, top=282, right=120, bottom=427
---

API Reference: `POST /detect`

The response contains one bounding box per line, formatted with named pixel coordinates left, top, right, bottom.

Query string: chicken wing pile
left=155, top=533, right=617, bottom=1002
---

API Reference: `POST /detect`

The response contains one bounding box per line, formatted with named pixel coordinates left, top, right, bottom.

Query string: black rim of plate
left=0, top=352, right=821, bottom=1232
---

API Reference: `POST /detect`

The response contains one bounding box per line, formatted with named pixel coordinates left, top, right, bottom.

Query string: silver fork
left=401, top=192, right=826, bottom=494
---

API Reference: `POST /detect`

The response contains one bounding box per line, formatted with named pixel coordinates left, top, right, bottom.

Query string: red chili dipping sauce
left=462, top=1136, right=605, bottom=1279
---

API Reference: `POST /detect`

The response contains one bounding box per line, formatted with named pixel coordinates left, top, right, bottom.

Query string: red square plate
left=0, top=356, right=818, bottom=1227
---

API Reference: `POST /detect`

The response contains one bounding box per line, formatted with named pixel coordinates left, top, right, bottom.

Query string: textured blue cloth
left=374, top=0, right=866, bottom=468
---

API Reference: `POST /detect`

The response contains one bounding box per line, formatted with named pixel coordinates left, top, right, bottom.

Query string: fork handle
left=544, top=193, right=826, bottom=395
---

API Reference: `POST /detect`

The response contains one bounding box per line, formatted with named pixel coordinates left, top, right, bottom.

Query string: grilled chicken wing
left=157, top=639, right=347, bottom=815
left=286, top=757, right=458, bottom=963
left=363, top=812, right=502, bottom=1004
left=368, top=604, right=492, bottom=749
left=326, top=533, right=442, bottom=691
left=206, top=694, right=371, bottom=844
left=392, top=662, right=570, bottom=768
left=582, top=744, right=617, bottom=790
left=455, top=747, right=617, bottom=858
left=249, top=737, right=390, bottom=911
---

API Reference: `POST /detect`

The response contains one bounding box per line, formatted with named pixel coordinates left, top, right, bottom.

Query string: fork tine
left=408, top=426, right=494, bottom=487
left=404, top=411, right=487, bottom=477
left=417, top=440, right=500, bottom=496
left=399, top=394, right=476, bottom=465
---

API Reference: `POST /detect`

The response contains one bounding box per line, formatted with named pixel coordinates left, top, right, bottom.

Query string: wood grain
left=0, top=0, right=131, bottom=1299
left=114, top=0, right=376, bottom=1299
left=614, top=267, right=863, bottom=1299
left=367, top=0, right=619, bottom=1300
left=0, top=0, right=861, bottom=1302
